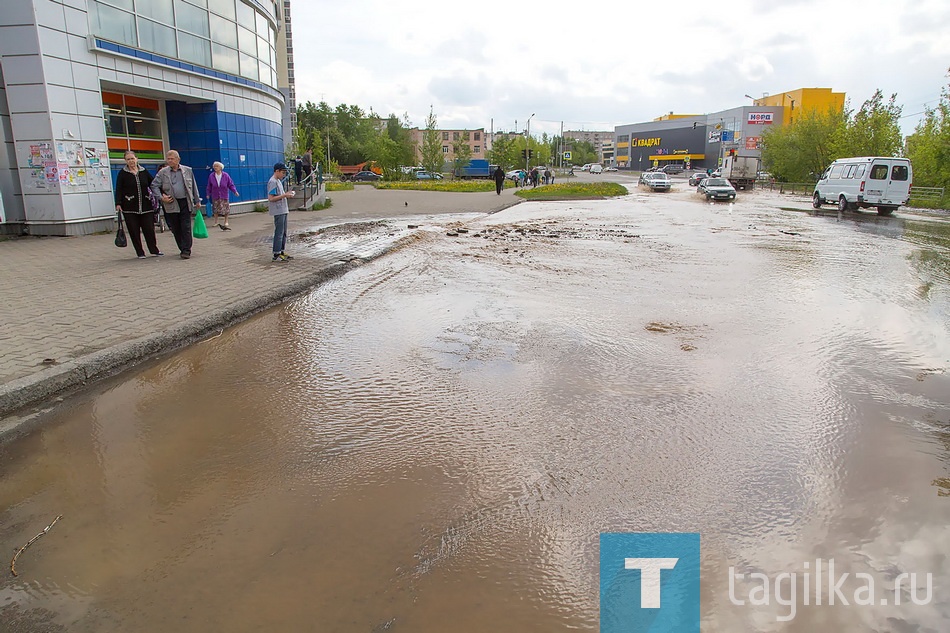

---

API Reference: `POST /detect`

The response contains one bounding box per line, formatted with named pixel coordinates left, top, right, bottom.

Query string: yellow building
left=748, top=88, right=845, bottom=124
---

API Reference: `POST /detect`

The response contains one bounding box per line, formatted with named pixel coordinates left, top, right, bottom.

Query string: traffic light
left=692, top=122, right=697, bottom=129
left=528, top=149, right=533, bottom=158
left=521, top=149, right=527, bottom=159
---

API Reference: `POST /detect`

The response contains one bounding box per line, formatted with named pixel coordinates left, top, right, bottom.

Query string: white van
left=589, top=164, right=604, bottom=174
left=812, top=156, right=912, bottom=216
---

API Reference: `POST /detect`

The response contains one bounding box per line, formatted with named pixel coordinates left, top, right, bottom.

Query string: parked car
left=413, top=170, right=443, bottom=180
left=697, top=177, right=736, bottom=201
left=688, top=172, right=708, bottom=186
left=604, top=166, right=618, bottom=172
left=660, top=164, right=684, bottom=174
left=351, top=170, right=381, bottom=182
left=639, top=172, right=672, bottom=191
left=506, top=169, right=526, bottom=182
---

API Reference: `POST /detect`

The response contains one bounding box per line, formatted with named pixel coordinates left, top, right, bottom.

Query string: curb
left=0, top=232, right=421, bottom=439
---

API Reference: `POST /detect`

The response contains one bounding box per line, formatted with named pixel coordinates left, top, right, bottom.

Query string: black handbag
left=115, top=211, right=127, bottom=247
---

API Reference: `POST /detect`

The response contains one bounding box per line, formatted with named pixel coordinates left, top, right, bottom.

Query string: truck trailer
left=454, top=159, right=492, bottom=179
left=719, top=155, right=757, bottom=190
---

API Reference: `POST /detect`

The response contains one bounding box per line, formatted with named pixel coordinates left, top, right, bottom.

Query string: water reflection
left=2, top=197, right=948, bottom=631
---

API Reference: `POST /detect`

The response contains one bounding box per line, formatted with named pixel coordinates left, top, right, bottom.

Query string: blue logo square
left=600, top=532, right=700, bottom=633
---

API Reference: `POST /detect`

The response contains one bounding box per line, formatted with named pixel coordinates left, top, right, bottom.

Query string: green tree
left=836, top=90, right=903, bottom=157
left=420, top=107, right=443, bottom=174
left=761, top=106, right=846, bottom=181
left=905, top=70, right=950, bottom=189
left=452, top=130, right=473, bottom=175
left=488, top=135, right=519, bottom=171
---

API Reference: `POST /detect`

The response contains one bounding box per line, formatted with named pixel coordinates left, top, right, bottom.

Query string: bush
left=311, top=198, right=332, bottom=211
left=326, top=181, right=354, bottom=192
left=516, top=182, right=628, bottom=199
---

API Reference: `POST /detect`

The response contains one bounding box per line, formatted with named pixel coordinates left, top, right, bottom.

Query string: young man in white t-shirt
left=267, top=163, right=296, bottom=262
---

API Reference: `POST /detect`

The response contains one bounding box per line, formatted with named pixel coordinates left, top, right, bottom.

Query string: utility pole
left=526, top=113, right=535, bottom=171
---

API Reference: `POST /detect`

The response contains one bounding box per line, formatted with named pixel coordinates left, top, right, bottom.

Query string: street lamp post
left=525, top=113, right=535, bottom=171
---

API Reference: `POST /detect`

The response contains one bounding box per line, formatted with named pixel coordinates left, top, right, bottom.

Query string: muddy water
left=2, top=190, right=949, bottom=631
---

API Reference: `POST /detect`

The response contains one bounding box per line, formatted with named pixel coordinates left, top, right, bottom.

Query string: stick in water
left=10, top=515, right=63, bottom=577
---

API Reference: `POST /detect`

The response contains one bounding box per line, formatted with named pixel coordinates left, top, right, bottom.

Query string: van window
left=855, top=164, right=866, bottom=179
left=869, top=164, right=889, bottom=179
left=829, top=164, right=844, bottom=178
left=844, top=165, right=855, bottom=178
left=891, top=165, right=909, bottom=181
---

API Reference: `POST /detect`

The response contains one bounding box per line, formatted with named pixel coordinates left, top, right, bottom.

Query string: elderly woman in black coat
left=114, top=150, right=162, bottom=258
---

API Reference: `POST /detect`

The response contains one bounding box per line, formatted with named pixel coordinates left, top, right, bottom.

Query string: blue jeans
left=272, top=213, right=288, bottom=255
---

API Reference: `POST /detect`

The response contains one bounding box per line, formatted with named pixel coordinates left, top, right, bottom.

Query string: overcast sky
left=290, top=0, right=948, bottom=137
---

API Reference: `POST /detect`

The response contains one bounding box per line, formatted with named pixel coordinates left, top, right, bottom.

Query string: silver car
left=639, top=172, right=672, bottom=191
left=697, top=177, right=736, bottom=201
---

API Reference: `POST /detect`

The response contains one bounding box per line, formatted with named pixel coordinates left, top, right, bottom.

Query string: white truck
left=718, top=154, right=757, bottom=190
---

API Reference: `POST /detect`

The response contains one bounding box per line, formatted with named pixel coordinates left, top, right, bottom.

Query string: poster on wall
left=86, top=168, right=112, bottom=192
left=745, top=136, right=762, bottom=150
left=28, top=143, right=55, bottom=168
left=56, top=141, right=84, bottom=167
left=83, top=145, right=110, bottom=168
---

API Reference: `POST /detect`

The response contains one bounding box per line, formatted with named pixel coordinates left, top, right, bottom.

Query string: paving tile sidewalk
left=0, top=186, right=522, bottom=430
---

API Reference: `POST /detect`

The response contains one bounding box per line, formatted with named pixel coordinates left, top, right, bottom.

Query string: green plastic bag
left=193, top=207, right=209, bottom=239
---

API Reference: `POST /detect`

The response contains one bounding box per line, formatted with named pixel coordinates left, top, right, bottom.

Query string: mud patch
left=645, top=321, right=707, bottom=351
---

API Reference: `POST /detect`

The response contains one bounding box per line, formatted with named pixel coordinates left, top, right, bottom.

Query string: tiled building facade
left=0, top=0, right=291, bottom=236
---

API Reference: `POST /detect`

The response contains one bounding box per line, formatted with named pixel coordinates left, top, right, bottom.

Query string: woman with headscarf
left=206, top=161, right=240, bottom=230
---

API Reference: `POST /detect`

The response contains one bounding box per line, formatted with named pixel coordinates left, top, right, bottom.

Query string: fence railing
left=909, top=186, right=945, bottom=201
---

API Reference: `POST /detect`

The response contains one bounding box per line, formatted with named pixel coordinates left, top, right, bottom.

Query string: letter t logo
left=624, top=558, right=679, bottom=608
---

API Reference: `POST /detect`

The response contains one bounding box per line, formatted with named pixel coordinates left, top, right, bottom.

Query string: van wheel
left=812, top=192, right=822, bottom=208
left=838, top=196, right=849, bottom=212
left=877, top=206, right=895, bottom=216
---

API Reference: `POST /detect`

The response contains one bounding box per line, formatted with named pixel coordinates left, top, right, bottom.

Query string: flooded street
left=2, top=184, right=949, bottom=631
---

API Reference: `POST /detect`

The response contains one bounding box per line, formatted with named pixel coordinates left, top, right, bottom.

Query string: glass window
left=239, top=51, right=258, bottom=80
left=442, top=132, right=448, bottom=141
left=891, top=165, right=909, bottom=181
left=210, top=13, right=237, bottom=47
left=269, top=45, right=276, bottom=67
left=212, top=42, right=240, bottom=74
left=123, top=101, right=160, bottom=120
left=184, top=0, right=207, bottom=7
left=209, top=0, right=235, bottom=19
left=829, top=164, right=844, bottom=179
left=127, top=118, right=162, bottom=138
left=238, top=26, right=256, bottom=55
left=474, top=146, right=480, bottom=154
left=103, top=112, right=127, bottom=135
left=176, top=1, right=210, bottom=37
left=269, top=26, right=276, bottom=48
left=257, top=36, right=268, bottom=60
left=135, top=0, right=172, bottom=22
left=869, top=164, right=889, bottom=180
left=258, top=59, right=270, bottom=85
left=844, top=165, right=855, bottom=179
left=100, top=0, right=133, bottom=10
left=235, top=0, right=255, bottom=29
left=137, top=18, right=177, bottom=58
left=256, top=11, right=268, bottom=35
left=89, top=1, right=137, bottom=46
left=453, top=132, right=459, bottom=140
left=442, top=146, right=449, bottom=153
left=178, top=31, right=211, bottom=67
left=855, top=164, right=866, bottom=178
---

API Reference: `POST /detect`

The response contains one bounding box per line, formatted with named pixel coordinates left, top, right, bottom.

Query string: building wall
left=409, top=128, right=486, bottom=167
left=750, top=88, right=844, bottom=125
left=615, top=106, right=786, bottom=171
left=0, top=0, right=285, bottom=236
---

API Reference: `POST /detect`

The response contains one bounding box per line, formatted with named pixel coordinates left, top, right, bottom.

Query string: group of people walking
left=115, top=150, right=295, bottom=262
left=501, top=166, right=554, bottom=189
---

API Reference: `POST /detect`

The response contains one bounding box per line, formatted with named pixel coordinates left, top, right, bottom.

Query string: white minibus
left=812, top=156, right=912, bottom=216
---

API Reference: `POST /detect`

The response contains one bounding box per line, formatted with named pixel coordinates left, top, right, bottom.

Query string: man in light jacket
left=150, top=150, right=202, bottom=259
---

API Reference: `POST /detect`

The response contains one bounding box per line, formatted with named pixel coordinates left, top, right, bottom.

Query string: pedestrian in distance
left=206, top=161, right=239, bottom=231
left=544, top=168, right=551, bottom=185
left=294, top=155, right=303, bottom=184
left=268, top=162, right=296, bottom=262
left=150, top=150, right=201, bottom=259
left=493, top=164, right=505, bottom=195
left=114, top=150, right=162, bottom=259
left=301, top=149, right=313, bottom=180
